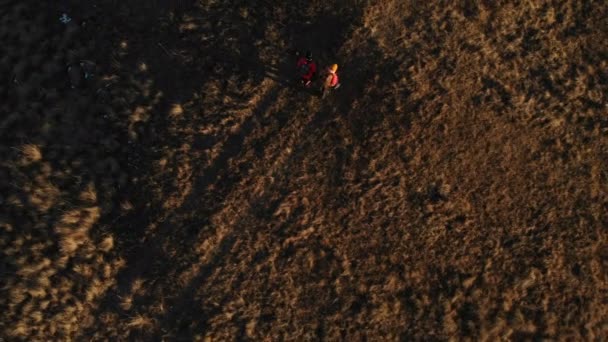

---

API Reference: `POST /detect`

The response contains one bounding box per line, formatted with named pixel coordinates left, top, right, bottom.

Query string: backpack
left=325, top=72, right=339, bottom=88
left=329, top=73, right=339, bottom=87
left=299, top=62, right=310, bottom=76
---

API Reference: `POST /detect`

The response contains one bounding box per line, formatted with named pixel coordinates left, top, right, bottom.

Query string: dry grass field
left=1, top=0, right=607, bottom=340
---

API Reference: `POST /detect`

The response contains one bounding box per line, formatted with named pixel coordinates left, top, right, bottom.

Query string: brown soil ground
left=1, top=0, right=607, bottom=340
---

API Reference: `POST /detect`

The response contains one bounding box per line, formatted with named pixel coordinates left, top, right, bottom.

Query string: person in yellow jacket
left=320, top=63, right=340, bottom=98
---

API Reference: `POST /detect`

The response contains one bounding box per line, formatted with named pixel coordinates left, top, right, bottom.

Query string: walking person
left=296, top=50, right=317, bottom=87
left=320, top=63, right=340, bottom=98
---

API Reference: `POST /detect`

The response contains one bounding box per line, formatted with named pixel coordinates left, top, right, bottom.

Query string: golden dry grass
left=1, top=0, right=607, bottom=340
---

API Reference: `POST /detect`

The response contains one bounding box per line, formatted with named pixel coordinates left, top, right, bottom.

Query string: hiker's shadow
left=263, top=63, right=292, bottom=87
left=265, top=66, right=325, bottom=99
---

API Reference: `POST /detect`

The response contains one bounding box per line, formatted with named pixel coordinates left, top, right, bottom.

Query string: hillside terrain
left=1, top=0, right=607, bottom=340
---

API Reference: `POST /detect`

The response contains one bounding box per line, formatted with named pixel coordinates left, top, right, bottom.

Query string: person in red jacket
left=296, top=50, right=317, bottom=87
left=320, top=63, right=340, bottom=98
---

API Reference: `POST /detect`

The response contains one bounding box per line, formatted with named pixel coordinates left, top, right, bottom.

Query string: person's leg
left=301, top=75, right=312, bottom=87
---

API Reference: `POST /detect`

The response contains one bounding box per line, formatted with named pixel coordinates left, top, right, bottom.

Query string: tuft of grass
left=17, top=144, right=42, bottom=164
left=170, top=104, right=184, bottom=118
left=120, top=296, right=133, bottom=311
left=99, top=235, right=114, bottom=252
left=126, top=314, right=155, bottom=330
left=79, top=183, right=98, bottom=203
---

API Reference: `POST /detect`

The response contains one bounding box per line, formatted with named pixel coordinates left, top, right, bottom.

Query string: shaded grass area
left=1, top=0, right=607, bottom=340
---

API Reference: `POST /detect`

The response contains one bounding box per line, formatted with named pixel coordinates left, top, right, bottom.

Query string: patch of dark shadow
left=535, top=72, right=559, bottom=96
left=319, top=288, right=343, bottom=316
left=586, top=75, right=597, bottom=89
left=439, top=57, right=457, bottom=74
left=458, top=301, right=479, bottom=337
left=407, top=189, right=426, bottom=208
left=504, top=32, right=517, bottom=43
left=273, top=206, right=306, bottom=240
left=399, top=288, right=418, bottom=316
left=274, top=243, right=296, bottom=270
left=461, top=1, right=478, bottom=18
left=403, top=15, right=416, bottom=27
left=252, top=194, right=282, bottom=220
left=274, top=110, right=289, bottom=127
left=429, top=46, right=441, bottom=58
left=400, top=331, right=416, bottom=341
left=253, top=139, right=267, bottom=158
left=501, top=50, right=517, bottom=60
left=437, top=123, right=448, bottom=135
left=252, top=248, right=270, bottom=265
left=472, top=94, right=482, bottom=106
left=502, top=236, right=518, bottom=249
left=581, top=116, right=596, bottom=132
left=554, top=12, right=564, bottom=25
left=407, top=99, right=424, bottom=117
left=445, top=222, right=454, bottom=232
left=598, top=68, right=607, bottom=86
left=349, top=294, right=368, bottom=314
left=328, top=147, right=346, bottom=188
left=259, top=307, right=276, bottom=324
left=580, top=97, right=604, bottom=110
left=398, top=150, right=410, bottom=166
left=522, top=28, right=540, bottom=51
left=315, top=322, right=326, bottom=340
left=192, top=134, right=217, bottom=150
left=481, top=77, right=513, bottom=108
left=541, top=137, right=556, bottom=148
left=287, top=7, right=364, bottom=60
left=427, top=184, right=445, bottom=204
left=580, top=135, right=592, bottom=145
left=453, top=215, right=466, bottom=225
left=91, top=10, right=285, bottom=326
left=463, top=42, right=480, bottom=53
left=560, top=148, right=570, bottom=162
left=561, top=25, right=577, bottom=38
left=510, top=330, right=547, bottom=341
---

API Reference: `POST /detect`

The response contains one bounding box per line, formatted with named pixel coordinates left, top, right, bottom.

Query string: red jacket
left=297, top=57, right=317, bottom=80
left=324, top=70, right=339, bottom=88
